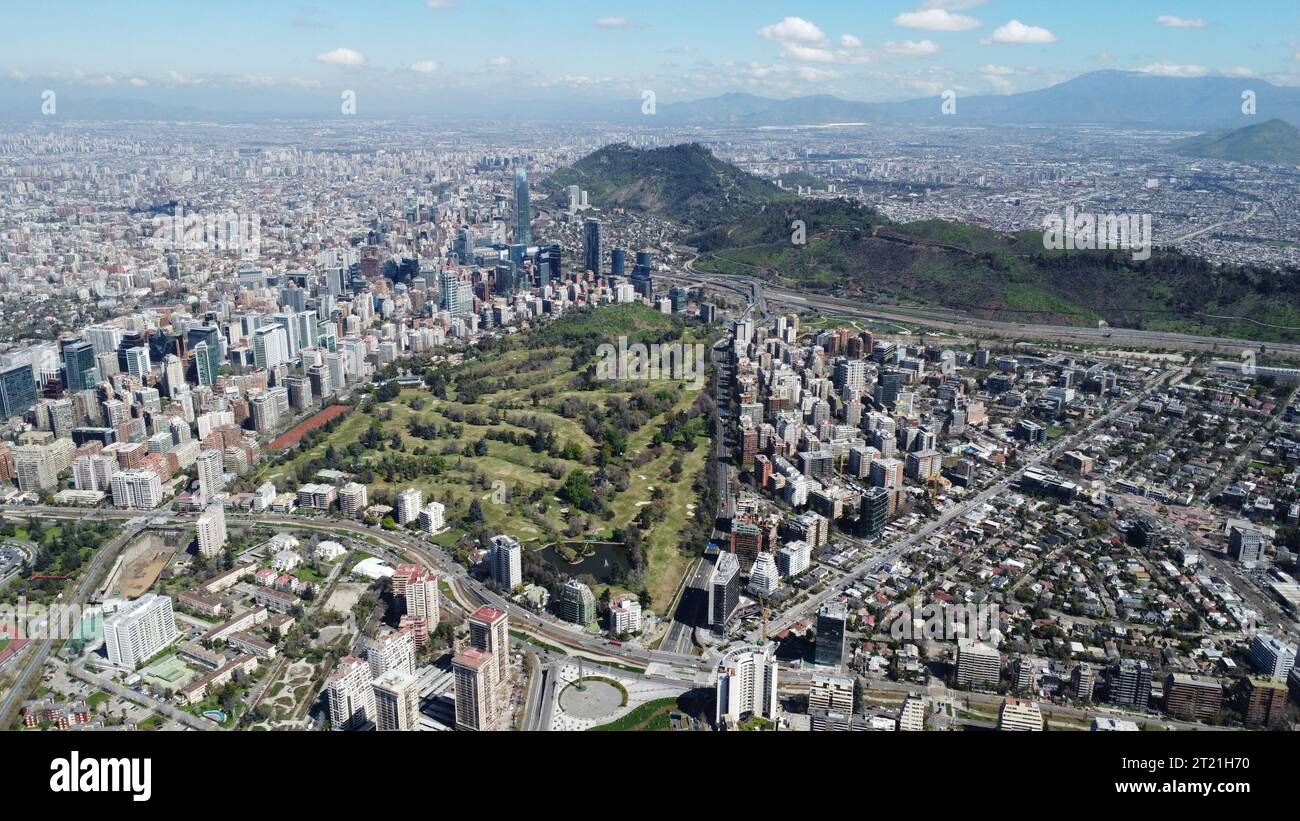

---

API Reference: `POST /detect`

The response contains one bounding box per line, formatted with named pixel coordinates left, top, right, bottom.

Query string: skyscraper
left=583, top=218, right=601, bottom=275
left=514, top=167, right=531, bottom=248
left=814, top=600, right=848, bottom=668
left=715, top=644, right=779, bottom=727
left=468, top=605, right=510, bottom=686
left=709, top=551, right=740, bottom=630
left=452, top=647, right=500, bottom=731
left=489, top=534, right=522, bottom=591
left=62, top=339, right=97, bottom=392
left=372, top=669, right=421, bottom=731
left=103, top=594, right=178, bottom=668
left=0, top=363, right=37, bottom=421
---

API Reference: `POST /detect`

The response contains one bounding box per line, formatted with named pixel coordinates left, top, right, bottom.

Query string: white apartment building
left=196, top=503, right=228, bottom=558
left=395, top=488, right=422, bottom=525
left=103, top=594, right=179, bottom=668
left=372, top=669, right=421, bottom=731
left=327, top=655, right=376, bottom=731
left=110, top=469, right=164, bottom=509
left=715, top=644, right=779, bottom=727
left=608, top=594, right=642, bottom=635
left=489, top=534, right=522, bottom=591
left=418, top=501, right=445, bottom=533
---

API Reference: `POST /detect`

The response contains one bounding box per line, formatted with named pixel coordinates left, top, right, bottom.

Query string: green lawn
left=588, top=697, right=680, bottom=731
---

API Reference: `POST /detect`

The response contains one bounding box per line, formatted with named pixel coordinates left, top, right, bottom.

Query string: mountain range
left=3, top=71, right=1298, bottom=131
left=654, top=72, right=1300, bottom=131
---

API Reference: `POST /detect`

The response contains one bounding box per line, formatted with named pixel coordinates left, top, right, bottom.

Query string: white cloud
left=1220, top=66, right=1255, bottom=77
left=595, top=17, right=628, bottom=29
left=1139, top=63, right=1208, bottom=77
left=487, top=56, right=513, bottom=67
left=885, top=40, right=942, bottom=58
left=757, top=17, right=828, bottom=45
left=1156, top=15, right=1206, bottom=28
left=986, top=20, right=1057, bottom=45
left=316, top=47, right=366, bottom=67
left=425, top=0, right=458, bottom=10
left=409, top=61, right=440, bottom=74
left=979, top=64, right=1015, bottom=76
left=128, top=77, right=147, bottom=87
left=840, top=34, right=863, bottom=48
left=782, top=43, right=838, bottom=63
left=893, top=8, right=982, bottom=32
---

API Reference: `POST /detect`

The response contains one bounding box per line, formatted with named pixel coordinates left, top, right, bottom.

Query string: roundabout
left=558, top=676, right=627, bottom=721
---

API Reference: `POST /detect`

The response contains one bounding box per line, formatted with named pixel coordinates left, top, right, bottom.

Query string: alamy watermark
left=1042, top=206, right=1152, bottom=261
left=151, top=206, right=260, bottom=255
left=596, top=335, right=707, bottom=389
left=887, top=600, right=1002, bottom=644
left=0, top=601, right=102, bottom=642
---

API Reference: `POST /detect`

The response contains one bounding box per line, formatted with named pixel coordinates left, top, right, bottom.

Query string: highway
left=667, top=262, right=1300, bottom=356
left=0, top=512, right=152, bottom=728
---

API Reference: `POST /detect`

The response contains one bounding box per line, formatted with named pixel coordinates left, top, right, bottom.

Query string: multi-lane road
left=668, top=263, right=1300, bottom=356
left=0, top=512, right=152, bottom=727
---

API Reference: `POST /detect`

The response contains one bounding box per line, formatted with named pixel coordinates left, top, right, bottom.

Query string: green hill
left=550, top=142, right=1300, bottom=342
left=1174, top=118, right=1300, bottom=165
left=545, top=143, right=796, bottom=228
left=691, top=198, right=1300, bottom=342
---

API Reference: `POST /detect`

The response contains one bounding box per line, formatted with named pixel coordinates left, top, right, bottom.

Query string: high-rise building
left=110, top=469, right=164, bottom=509
left=338, top=482, right=368, bottom=515
left=514, top=167, right=531, bottom=247
left=1164, top=674, right=1223, bottom=722
left=417, top=501, right=445, bottom=533
left=1249, top=634, right=1296, bottom=681
left=808, top=673, right=854, bottom=716
left=747, top=551, right=780, bottom=597
left=583, top=218, right=602, bottom=275
left=366, top=628, right=417, bottom=678
left=103, top=594, right=178, bottom=668
left=1107, top=659, right=1153, bottom=710
left=0, top=363, right=38, bottom=421
left=395, top=488, right=422, bottom=525
left=558, top=579, right=596, bottom=627
left=452, top=647, right=500, bottom=731
left=815, top=600, right=848, bottom=668
left=954, top=639, right=1002, bottom=689
left=404, top=567, right=441, bottom=629
left=488, top=534, right=522, bottom=591
left=709, top=551, right=740, bottom=630
left=327, top=656, right=376, bottom=731
left=899, top=695, right=927, bottom=731
left=62, top=340, right=97, bottom=392
left=192, top=341, right=219, bottom=387
left=608, top=594, right=642, bottom=635
left=124, top=345, right=151, bottom=379
left=468, top=605, right=510, bottom=686
left=196, top=503, right=228, bottom=559
left=998, top=699, right=1044, bottom=731
left=372, top=669, right=421, bottom=731
left=1236, top=676, right=1289, bottom=727
left=197, top=448, right=225, bottom=498
left=715, top=644, right=779, bottom=727
left=1071, top=664, right=1095, bottom=703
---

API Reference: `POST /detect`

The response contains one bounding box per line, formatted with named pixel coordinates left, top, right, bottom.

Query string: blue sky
left=3, top=0, right=1299, bottom=109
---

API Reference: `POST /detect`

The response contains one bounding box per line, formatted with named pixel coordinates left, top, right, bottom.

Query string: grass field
left=588, top=697, right=680, bottom=731
left=254, top=304, right=716, bottom=609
